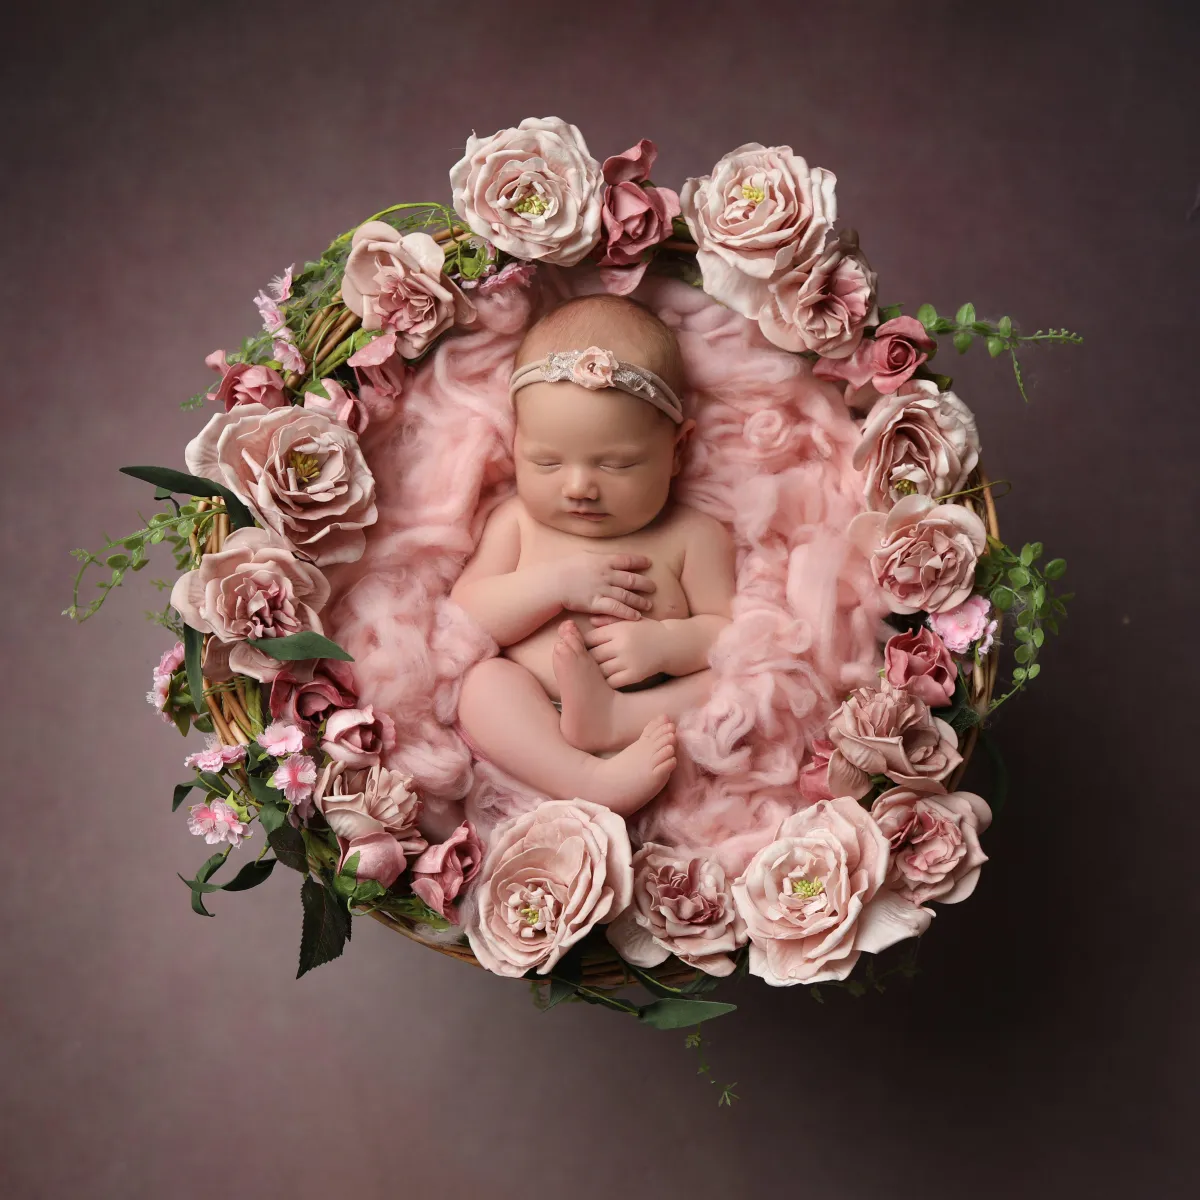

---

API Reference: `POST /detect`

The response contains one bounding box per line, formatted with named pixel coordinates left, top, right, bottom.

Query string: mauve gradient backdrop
left=3, top=2, right=1197, bottom=1196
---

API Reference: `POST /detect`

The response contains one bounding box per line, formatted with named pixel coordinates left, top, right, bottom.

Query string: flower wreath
left=69, top=116, right=1079, bottom=1062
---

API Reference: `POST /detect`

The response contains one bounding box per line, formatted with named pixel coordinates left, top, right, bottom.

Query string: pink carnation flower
left=258, top=720, right=306, bottom=757
left=273, top=338, right=305, bottom=373
left=146, top=641, right=186, bottom=721
left=255, top=291, right=286, bottom=334
left=930, top=595, right=997, bottom=654
left=268, top=264, right=295, bottom=303
left=187, top=800, right=250, bottom=847
left=271, top=754, right=318, bottom=814
left=185, top=737, right=248, bottom=772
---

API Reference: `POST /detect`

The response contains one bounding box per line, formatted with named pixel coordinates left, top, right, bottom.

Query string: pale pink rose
left=680, top=142, right=837, bottom=317
left=204, top=351, right=287, bottom=412
left=340, top=222, right=476, bottom=356
left=606, top=844, right=746, bottom=977
left=884, top=626, right=957, bottom=708
left=410, top=822, right=485, bottom=923
left=852, top=380, right=981, bottom=511
left=273, top=338, right=306, bottom=374
left=797, top=737, right=836, bottom=803
left=813, top=315, right=936, bottom=404
left=464, top=798, right=633, bottom=978
left=848, top=494, right=987, bottom=615
left=301, top=378, right=368, bottom=436
left=871, top=783, right=992, bottom=906
left=732, top=797, right=926, bottom=986
left=169, top=526, right=330, bottom=684
left=268, top=658, right=358, bottom=737
left=257, top=720, right=306, bottom=757
left=187, top=799, right=250, bottom=847
left=595, top=139, right=681, bottom=295
left=759, top=232, right=877, bottom=357
left=570, top=346, right=619, bottom=388
left=321, top=705, right=397, bottom=769
left=930, top=595, right=997, bottom=654
left=184, top=736, right=248, bottom=773
left=347, top=330, right=408, bottom=404
left=185, top=402, right=377, bottom=567
left=450, top=116, right=604, bottom=267
left=826, top=681, right=961, bottom=799
left=270, top=753, right=318, bottom=815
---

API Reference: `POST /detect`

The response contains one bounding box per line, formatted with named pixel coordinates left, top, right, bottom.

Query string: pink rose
left=204, top=351, right=288, bottom=412
left=169, top=527, right=329, bottom=683
left=570, top=346, right=619, bottom=388
left=595, top=139, right=681, bottom=295
left=340, top=222, right=476, bottom=356
left=731, top=797, right=926, bottom=986
left=347, top=329, right=409, bottom=406
left=848, top=494, right=987, bottom=615
left=813, top=315, right=936, bottom=402
left=930, top=595, right=997, bottom=654
left=884, top=625, right=957, bottom=707
left=269, top=658, right=358, bottom=737
left=409, top=822, right=485, bottom=923
left=680, top=142, right=837, bottom=317
left=321, top=705, right=397, bottom=769
left=826, top=681, right=961, bottom=799
left=851, top=380, right=980, bottom=511
left=301, top=378, right=368, bottom=436
left=185, top=403, right=377, bottom=567
left=463, top=798, right=633, bottom=978
left=871, top=783, right=991, bottom=906
left=606, top=844, right=746, bottom=977
left=759, top=231, right=877, bottom=357
left=450, top=116, right=603, bottom=267
left=797, top=738, right=836, bottom=803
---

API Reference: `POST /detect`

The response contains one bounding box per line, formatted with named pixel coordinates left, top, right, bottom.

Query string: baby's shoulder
left=671, top=503, right=732, bottom=545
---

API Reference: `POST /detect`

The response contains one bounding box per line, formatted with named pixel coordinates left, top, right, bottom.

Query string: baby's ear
left=671, top=418, right=697, bottom=476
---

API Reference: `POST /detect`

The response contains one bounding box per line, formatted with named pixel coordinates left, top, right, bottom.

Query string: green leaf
left=637, top=998, right=737, bottom=1030
left=119, top=465, right=256, bottom=530
left=931, top=317, right=957, bottom=334
left=246, top=631, right=354, bottom=662
left=221, top=858, right=278, bottom=892
left=1044, top=557, right=1067, bottom=580
left=183, top=624, right=205, bottom=716
left=915, top=303, right=937, bottom=329
left=172, top=781, right=194, bottom=812
left=196, top=771, right=227, bottom=796
left=998, top=315, right=1012, bottom=337
left=925, top=372, right=953, bottom=391
left=624, top=961, right=688, bottom=999
left=1008, top=566, right=1030, bottom=588
left=987, top=335, right=1005, bottom=358
left=543, top=977, right=579, bottom=1011
left=680, top=970, right=724, bottom=996
left=1012, top=666, right=1027, bottom=683
left=955, top=302, right=976, bottom=325
left=1026, top=663, right=1041, bottom=679
left=256, top=798, right=288, bottom=836
left=953, top=329, right=973, bottom=354
left=1032, top=627, right=1045, bottom=648
left=878, top=303, right=902, bottom=322
left=1028, top=541, right=1044, bottom=560
left=1013, top=626, right=1032, bottom=643
left=1019, top=543, right=1035, bottom=566
left=1014, top=644, right=1032, bottom=664
left=268, top=823, right=309, bottom=873
left=297, top=878, right=351, bottom=978
left=991, top=586, right=1015, bottom=612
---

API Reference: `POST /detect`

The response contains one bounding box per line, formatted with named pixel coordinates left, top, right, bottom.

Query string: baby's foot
left=578, top=715, right=678, bottom=816
left=553, top=620, right=618, bottom=752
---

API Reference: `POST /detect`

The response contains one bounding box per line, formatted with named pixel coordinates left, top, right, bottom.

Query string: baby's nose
left=562, top=467, right=599, bottom=499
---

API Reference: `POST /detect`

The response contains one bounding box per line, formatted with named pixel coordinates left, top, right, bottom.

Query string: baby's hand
left=556, top=551, right=656, bottom=621
left=582, top=617, right=667, bottom=688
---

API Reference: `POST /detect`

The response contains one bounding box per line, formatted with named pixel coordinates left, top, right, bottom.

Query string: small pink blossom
left=268, top=264, right=295, bottom=304
left=187, top=800, right=250, bottom=847
left=477, top=261, right=536, bottom=295
left=302, top=378, right=368, bottom=435
left=930, top=595, right=997, bottom=654
left=147, top=641, right=185, bottom=721
left=273, top=338, right=305, bottom=373
left=570, top=346, right=619, bottom=388
left=271, top=754, right=318, bottom=814
left=254, top=291, right=286, bottom=334
left=185, top=736, right=247, bottom=772
left=258, top=720, right=306, bottom=757
left=157, top=642, right=186, bottom=678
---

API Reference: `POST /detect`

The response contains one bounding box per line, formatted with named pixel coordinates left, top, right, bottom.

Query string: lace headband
left=508, top=346, right=684, bottom=424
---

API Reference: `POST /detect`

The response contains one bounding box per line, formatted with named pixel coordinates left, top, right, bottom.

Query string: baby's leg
left=553, top=621, right=715, bottom=754
left=456, top=656, right=679, bottom=818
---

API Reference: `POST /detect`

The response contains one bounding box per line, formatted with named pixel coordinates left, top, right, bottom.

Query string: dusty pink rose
left=257, top=720, right=306, bottom=757
left=169, top=527, right=329, bottom=683
left=797, top=737, right=836, bottom=803
left=871, top=783, right=991, bottom=906
left=204, top=351, right=287, bottom=412
left=321, top=705, right=397, bottom=769
left=268, top=658, right=358, bottom=737
left=187, top=799, right=250, bottom=847
left=595, top=138, right=681, bottom=295
left=759, top=231, right=877, bottom=357
left=347, top=330, right=409, bottom=406
left=315, top=762, right=426, bottom=889
left=680, top=142, right=837, bottom=317
left=852, top=380, right=980, bottom=511
left=450, top=116, right=603, bottom=267
left=570, top=346, right=618, bottom=388
left=884, top=626, right=957, bottom=708
left=606, top=844, right=746, bottom=977
left=813, top=315, right=936, bottom=404
left=464, top=798, right=633, bottom=978
left=826, top=681, right=961, bottom=799
left=184, top=736, right=248, bottom=772
left=848, top=494, right=987, bottom=615
left=185, top=402, right=378, bottom=567
left=271, top=753, right=318, bottom=813
left=931, top=595, right=997, bottom=654
left=340, top=222, right=475, bottom=356
left=410, top=822, right=485, bottom=923
left=732, top=797, right=926, bottom=986
left=301, top=378, right=368, bottom=436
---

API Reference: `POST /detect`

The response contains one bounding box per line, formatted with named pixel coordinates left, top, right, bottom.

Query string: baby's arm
left=657, top=514, right=736, bottom=676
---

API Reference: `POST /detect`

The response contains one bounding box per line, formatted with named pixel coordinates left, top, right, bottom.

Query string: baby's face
left=513, top=382, right=691, bottom=538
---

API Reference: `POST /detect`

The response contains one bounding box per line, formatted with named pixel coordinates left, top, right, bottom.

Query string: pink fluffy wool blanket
left=322, top=271, right=888, bottom=877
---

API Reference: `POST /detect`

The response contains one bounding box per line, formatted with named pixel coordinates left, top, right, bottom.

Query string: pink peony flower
left=204, top=351, right=287, bottom=412
left=258, top=720, right=306, bottom=757
left=884, top=625, right=957, bottom=708
left=269, top=658, right=358, bottom=737
left=813, top=315, right=936, bottom=404
left=930, top=595, right=997, bottom=654
left=271, top=753, right=318, bottom=815
left=569, top=346, right=619, bottom=389
left=410, top=822, right=485, bottom=923
left=185, top=736, right=248, bottom=772
left=321, top=705, right=397, bottom=769
left=301, top=378, right=369, bottom=436
left=187, top=799, right=250, bottom=847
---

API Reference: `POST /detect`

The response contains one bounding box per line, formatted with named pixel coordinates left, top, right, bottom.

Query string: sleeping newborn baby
left=451, top=293, right=736, bottom=817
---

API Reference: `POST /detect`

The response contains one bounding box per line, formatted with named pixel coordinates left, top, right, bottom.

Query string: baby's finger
left=581, top=627, right=612, bottom=648
left=606, top=586, right=653, bottom=613
left=587, top=614, right=621, bottom=628
left=589, top=644, right=619, bottom=663
left=592, top=595, right=641, bottom=620
left=610, top=569, right=656, bottom=594
left=608, top=553, right=652, bottom=572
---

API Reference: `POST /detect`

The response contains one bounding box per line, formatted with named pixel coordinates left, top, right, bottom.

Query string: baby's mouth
left=567, top=508, right=607, bottom=519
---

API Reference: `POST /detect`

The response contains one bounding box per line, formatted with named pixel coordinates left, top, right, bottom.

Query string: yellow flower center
left=894, top=478, right=918, bottom=496
left=514, top=193, right=549, bottom=216
left=740, top=183, right=766, bottom=204
left=520, top=905, right=542, bottom=925
left=791, top=878, right=825, bottom=899
left=289, top=450, right=321, bottom=484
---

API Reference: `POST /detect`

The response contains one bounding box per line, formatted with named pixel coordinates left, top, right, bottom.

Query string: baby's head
left=509, top=294, right=695, bottom=538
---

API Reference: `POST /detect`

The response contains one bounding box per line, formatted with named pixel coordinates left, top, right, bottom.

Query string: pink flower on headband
left=571, top=347, right=619, bottom=388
